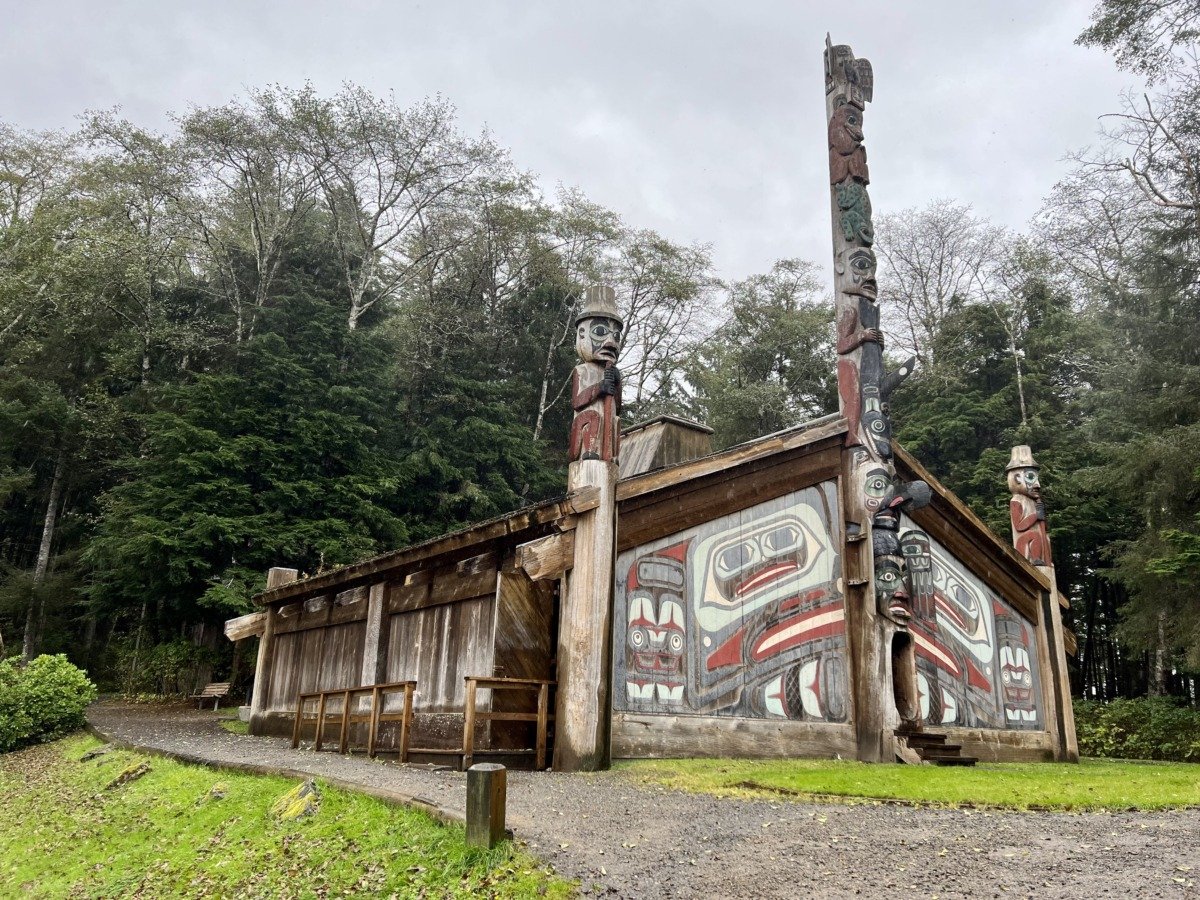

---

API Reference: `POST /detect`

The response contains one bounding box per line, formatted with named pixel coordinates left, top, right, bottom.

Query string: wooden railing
left=291, top=675, right=554, bottom=770
left=291, top=680, right=415, bottom=760
left=462, top=676, right=554, bottom=770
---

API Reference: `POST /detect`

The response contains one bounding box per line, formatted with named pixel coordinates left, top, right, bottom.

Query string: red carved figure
left=1006, top=445, right=1051, bottom=567
left=828, top=103, right=870, bottom=185
left=569, top=285, right=623, bottom=463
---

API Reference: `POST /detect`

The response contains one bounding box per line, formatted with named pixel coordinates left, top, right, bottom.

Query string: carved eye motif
left=870, top=418, right=886, bottom=434
left=668, top=632, right=684, bottom=654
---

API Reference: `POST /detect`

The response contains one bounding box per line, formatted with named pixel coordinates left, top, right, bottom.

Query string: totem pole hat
left=1005, top=445, right=1040, bottom=472
left=575, top=284, right=623, bottom=326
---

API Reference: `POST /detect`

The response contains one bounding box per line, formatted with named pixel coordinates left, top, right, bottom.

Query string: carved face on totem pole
left=863, top=466, right=891, bottom=513
left=874, top=552, right=912, bottom=627
left=576, top=316, right=622, bottom=366
left=835, top=247, right=878, bottom=301
left=1006, top=465, right=1041, bottom=501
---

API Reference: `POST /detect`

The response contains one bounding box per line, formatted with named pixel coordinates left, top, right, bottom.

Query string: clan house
left=224, top=38, right=1077, bottom=771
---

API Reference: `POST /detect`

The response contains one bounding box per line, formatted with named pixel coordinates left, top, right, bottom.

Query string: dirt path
left=88, top=701, right=1198, bottom=899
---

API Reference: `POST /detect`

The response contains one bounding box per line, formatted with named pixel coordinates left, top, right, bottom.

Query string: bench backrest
left=198, top=682, right=231, bottom=696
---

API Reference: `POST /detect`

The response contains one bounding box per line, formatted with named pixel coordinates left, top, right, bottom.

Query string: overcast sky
left=0, top=1, right=1134, bottom=283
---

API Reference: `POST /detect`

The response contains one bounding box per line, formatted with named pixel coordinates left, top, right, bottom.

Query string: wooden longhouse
left=227, top=412, right=1077, bottom=768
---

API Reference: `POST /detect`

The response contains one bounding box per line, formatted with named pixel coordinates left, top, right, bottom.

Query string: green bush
left=0, top=655, right=98, bottom=752
left=1075, top=697, right=1200, bottom=762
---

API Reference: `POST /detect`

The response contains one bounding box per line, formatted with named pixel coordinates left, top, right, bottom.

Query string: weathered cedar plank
left=611, top=713, right=857, bottom=759
left=616, top=416, right=846, bottom=503
left=514, top=531, right=575, bottom=581
left=618, top=444, right=841, bottom=551
left=225, top=611, right=265, bottom=641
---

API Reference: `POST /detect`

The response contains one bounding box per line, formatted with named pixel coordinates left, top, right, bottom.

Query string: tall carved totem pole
left=555, top=286, right=623, bottom=771
left=825, top=37, right=929, bottom=761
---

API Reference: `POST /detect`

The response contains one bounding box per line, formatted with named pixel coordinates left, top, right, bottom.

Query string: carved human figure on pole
left=1006, top=445, right=1051, bottom=566
left=569, top=285, right=623, bottom=464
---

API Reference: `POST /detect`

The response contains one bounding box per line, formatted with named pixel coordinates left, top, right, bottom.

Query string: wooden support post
left=314, top=692, right=328, bottom=752
left=338, top=689, right=351, bottom=755
left=535, top=682, right=549, bottom=770
left=249, top=566, right=298, bottom=736
left=463, top=677, right=478, bottom=770
left=360, top=582, right=387, bottom=687
left=1042, top=582, right=1079, bottom=761
left=291, top=695, right=305, bottom=749
left=367, top=686, right=381, bottom=759
left=553, top=458, right=618, bottom=772
left=400, top=683, right=413, bottom=764
left=465, top=763, right=507, bottom=850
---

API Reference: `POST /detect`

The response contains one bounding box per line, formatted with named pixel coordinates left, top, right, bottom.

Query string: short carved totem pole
left=1004, top=445, right=1079, bottom=760
left=826, top=36, right=929, bottom=758
left=568, top=285, right=623, bottom=469
left=1006, top=445, right=1051, bottom=567
left=555, top=285, right=623, bottom=772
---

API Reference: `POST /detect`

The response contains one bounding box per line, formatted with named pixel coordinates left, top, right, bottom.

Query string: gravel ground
left=88, top=700, right=1198, bottom=899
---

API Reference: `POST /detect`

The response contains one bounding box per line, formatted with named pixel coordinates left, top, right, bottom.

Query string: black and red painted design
left=614, top=484, right=848, bottom=722
left=900, top=518, right=1043, bottom=730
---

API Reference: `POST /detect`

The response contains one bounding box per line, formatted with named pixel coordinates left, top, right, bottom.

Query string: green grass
left=0, top=734, right=574, bottom=898
left=617, top=757, right=1200, bottom=811
left=219, top=718, right=250, bottom=735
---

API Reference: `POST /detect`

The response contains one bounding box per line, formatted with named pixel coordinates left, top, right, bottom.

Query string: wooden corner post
left=248, top=566, right=298, bottom=735
left=1005, top=446, right=1079, bottom=761
left=554, top=285, right=623, bottom=772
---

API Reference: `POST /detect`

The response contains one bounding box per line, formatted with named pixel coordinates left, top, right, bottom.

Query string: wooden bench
left=190, top=682, right=231, bottom=710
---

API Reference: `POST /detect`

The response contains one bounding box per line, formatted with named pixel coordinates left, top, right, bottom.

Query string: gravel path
left=88, top=700, right=1198, bottom=899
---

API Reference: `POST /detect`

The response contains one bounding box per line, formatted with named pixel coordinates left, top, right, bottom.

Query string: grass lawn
left=0, top=734, right=574, bottom=898
left=617, top=757, right=1200, bottom=811
left=219, top=717, right=250, bottom=735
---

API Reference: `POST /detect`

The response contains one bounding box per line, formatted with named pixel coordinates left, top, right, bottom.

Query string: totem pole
left=1004, top=445, right=1078, bottom=760
left=826, top=36, right=929, bottom=758
left=555, top=285, right=623, bottom=771
left=1006, top=446, right=1049, bottom=566
left=568, top=286, right=623, bottom=468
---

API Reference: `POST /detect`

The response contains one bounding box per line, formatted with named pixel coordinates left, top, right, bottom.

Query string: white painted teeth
left=799, top=659, right=822, bottom=718
left=656, top=683, right=684, bottom=703
left=941, top=690, right=958, bottom=724
left=763, top=674, right=786, bottom=718
left=627, top=681, right=654, bottom=701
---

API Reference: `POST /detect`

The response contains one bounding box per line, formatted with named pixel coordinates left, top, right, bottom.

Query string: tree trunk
left=1151, top=610, right=1167, bottom=696
left=20, top=450, right=66, bottom=664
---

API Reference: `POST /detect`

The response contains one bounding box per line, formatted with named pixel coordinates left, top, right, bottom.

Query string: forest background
left=1, top=0, right=1198, bottom=704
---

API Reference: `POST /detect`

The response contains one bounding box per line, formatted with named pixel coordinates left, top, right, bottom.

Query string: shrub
left=1075, top=697, right=1200, bottom=762
left=0, top=655, right=98, bottom=752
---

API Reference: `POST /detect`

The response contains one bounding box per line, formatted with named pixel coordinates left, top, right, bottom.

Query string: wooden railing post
left=313, top=692, right=328, bottom=752
left=400, top=683, right=413, bottom=763
left=367, top=686, right=382, bottom=759
left=338, top=689, right=352, bottom=754
left=463, top=678, right=478, bottom=770
left=291, top=695, right=305, bottom=749
left=536, top=682, right=549, bottom=770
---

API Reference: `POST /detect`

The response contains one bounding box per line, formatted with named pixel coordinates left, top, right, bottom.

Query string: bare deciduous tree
left=873, top=199, right=1006, bottom=370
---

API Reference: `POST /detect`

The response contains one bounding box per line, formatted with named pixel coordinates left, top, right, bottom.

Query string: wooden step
left=930, top=755, right=977, bottom=767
